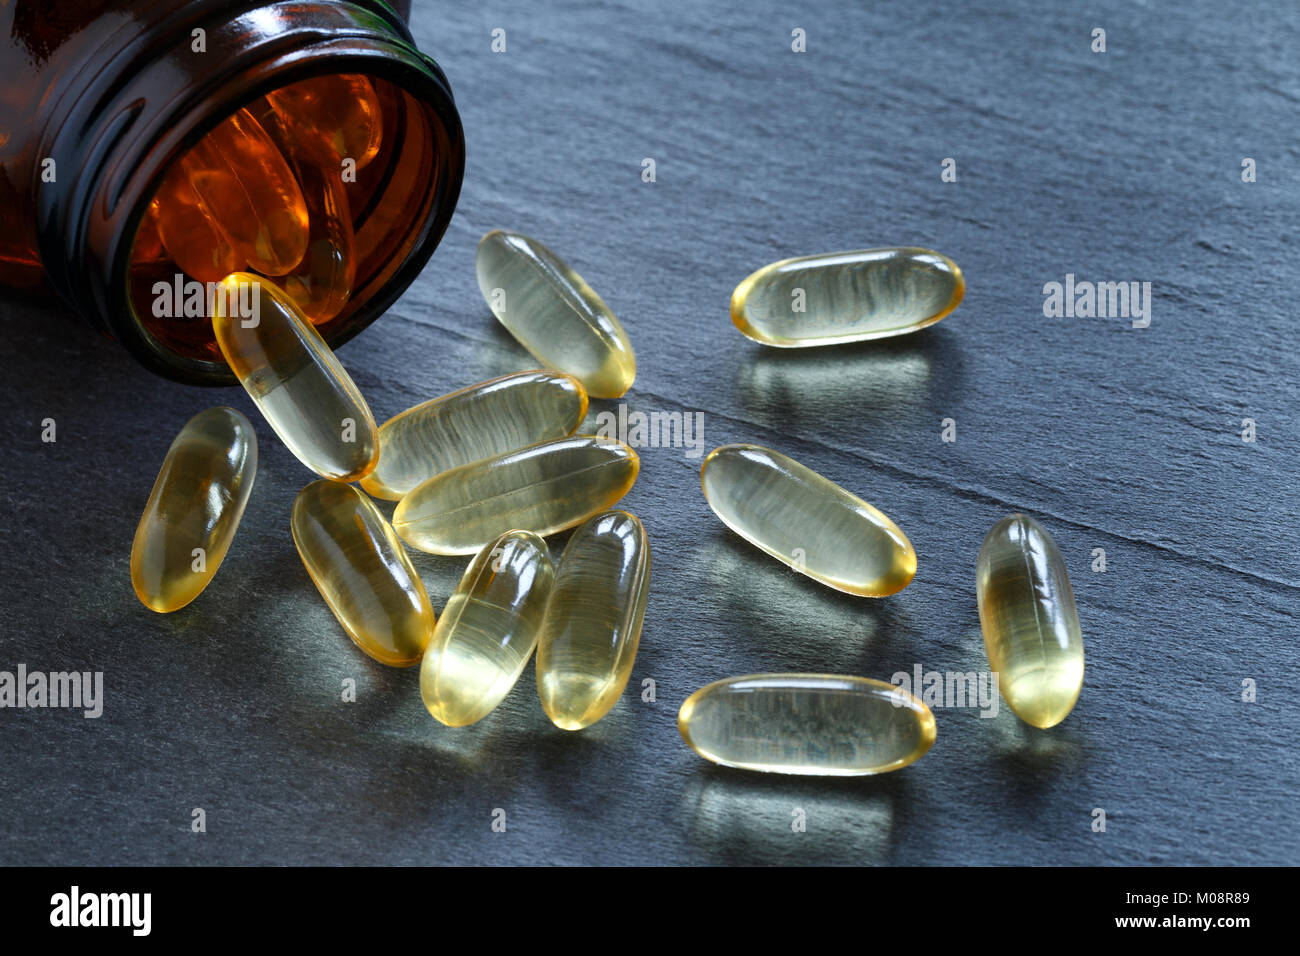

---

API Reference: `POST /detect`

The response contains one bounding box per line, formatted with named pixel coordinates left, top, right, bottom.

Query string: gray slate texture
left=1, top=0, right=1297, bottom=865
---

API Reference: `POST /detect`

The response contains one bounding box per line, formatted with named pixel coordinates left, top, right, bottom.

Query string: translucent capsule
left=132, top=201, right=167, bottom=265
left=130, top=407, right=257, bottom=613
left=267, top=74, right=384, bottom=169
left=700, top=443, right=915, bottom=597
left=677, top=674, right=936, bottom=776
left=212, top=273, right=378, bottom=481
left=393, top=436, right=639, bottom=555
left=186, top=108, right=309, bottom=276
left=976, top=515, right=1084, bottom=729
left=536, top=511, right=650, bottom=730
left=476, top=230, right=636, bottom=398
left=360, top=370, right=589, bottom=501
left=731, top=247, right=965, bottom=347
left=420, top=530, right=555, bottom=726
left=151, top=166, right=242, bottom=283
left=291, top=480, right=435, bottom=666
left=280, top=154, right=355, bottom=323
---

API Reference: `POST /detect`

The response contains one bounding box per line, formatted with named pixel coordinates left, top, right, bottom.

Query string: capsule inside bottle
left=183, top=108, right=309, bottom=277
left=151, top=166, right=242, bottom=284
left=274, top=143, right=356, bottom=324
left=267, top=74, right=385, bottom=170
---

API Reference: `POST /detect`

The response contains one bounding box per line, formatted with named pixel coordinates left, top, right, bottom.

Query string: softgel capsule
left=393, top=435, right=639, bottom=555
left=212, top=273, right=378, bottom=481
left=700, top=443, right=916, bottom=597
left=361, top=370, right=588, bottom=501
left=536, top=511, right=650, bottom=731
left=731, top=247, right=964, bottom=347
left=678, top=674, right=936, bottom=776
left=976, top=515, right=1085, bottom=728
left=130, top=407, right=257, bottom=613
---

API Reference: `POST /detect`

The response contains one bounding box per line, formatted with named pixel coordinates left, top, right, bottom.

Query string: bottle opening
left=126, top=71, right=449, bottom=367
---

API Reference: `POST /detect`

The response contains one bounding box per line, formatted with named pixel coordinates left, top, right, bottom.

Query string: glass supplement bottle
left=536, top=511, right=650, bottom=731
left=0, top=0, right=464, bottom=384
left=976, top=515, right=1085, bottom=728
left=678, top=674, right=937, bottom=775
left=420, top=530, right=556, bottom=727
left=130, top=407, right=258, bottom=613
left=700, top=443, right=916, bottom=596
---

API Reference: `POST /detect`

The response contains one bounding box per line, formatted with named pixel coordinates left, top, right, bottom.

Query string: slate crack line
left=636, top=395, right=1300, bottom=596
left=361, top=321, right=1299, bottom=595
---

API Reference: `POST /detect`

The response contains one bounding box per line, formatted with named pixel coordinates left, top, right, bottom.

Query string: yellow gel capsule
left=281, top=154, right=356, bottom=324
left=151, top=168, right=243, bottom=283
left=212, top=273, right=379, bottom=481
left=677, top=674, right=936, bottom=776
left=360, top=370, right=589, bottom=501
left=976, top=515, right=1085, bottom=729
left=393, top=435, right=639, bottom=555
left=187, top=109, right=309, bottom=276
left=420, top=530, right=555, bottom=726
left=291, top=480, right=435, bottom=666
left=536, top=511, right=650, bottom=730
left=267, top=74, right=384, bottom=170
left=132, top=201, right=166, bottom=264
left=700, top=443, right=915, bottom=597
left=476, top=230, right=636, bottom=398
left=130, top=407, right=258, bottom=613
left=731, top=247, right=964, bottom=347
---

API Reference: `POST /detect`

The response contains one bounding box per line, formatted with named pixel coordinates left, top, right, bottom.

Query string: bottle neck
left=35, top=1, right=463, bottom=384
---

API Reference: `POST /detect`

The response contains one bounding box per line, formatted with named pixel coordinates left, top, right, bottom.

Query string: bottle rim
left=39, top=7, right=464, bottom=385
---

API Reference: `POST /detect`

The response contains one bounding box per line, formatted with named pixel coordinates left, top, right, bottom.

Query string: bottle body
left=0, top=0, right=463, bottom=384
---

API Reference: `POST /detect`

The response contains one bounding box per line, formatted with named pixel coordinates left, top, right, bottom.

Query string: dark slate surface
left=2, top=0, right=1297, bottom=866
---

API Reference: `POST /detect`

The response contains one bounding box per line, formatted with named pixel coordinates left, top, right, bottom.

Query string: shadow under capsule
left=159, top=521, right=441, bottom=728
left=679, top=764, right=905, bottom=865
left=731, top=325, right=963, bottom=431
left=410, top=677, right=556, bottom=770
left=404, top=549, right=471, bottom=609
left=986, top=709, right=1088, bottom=794
left=345, top=708, right=542, bottom=835
left=684, top=531, right=928, bottom=675
left=954, top=627, right=1090, bottom=778
left=474, top=305, right=548, bottom=370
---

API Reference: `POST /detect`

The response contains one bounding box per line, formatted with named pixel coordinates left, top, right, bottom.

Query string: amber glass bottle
left=0, top=0, right=464, bottom=384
